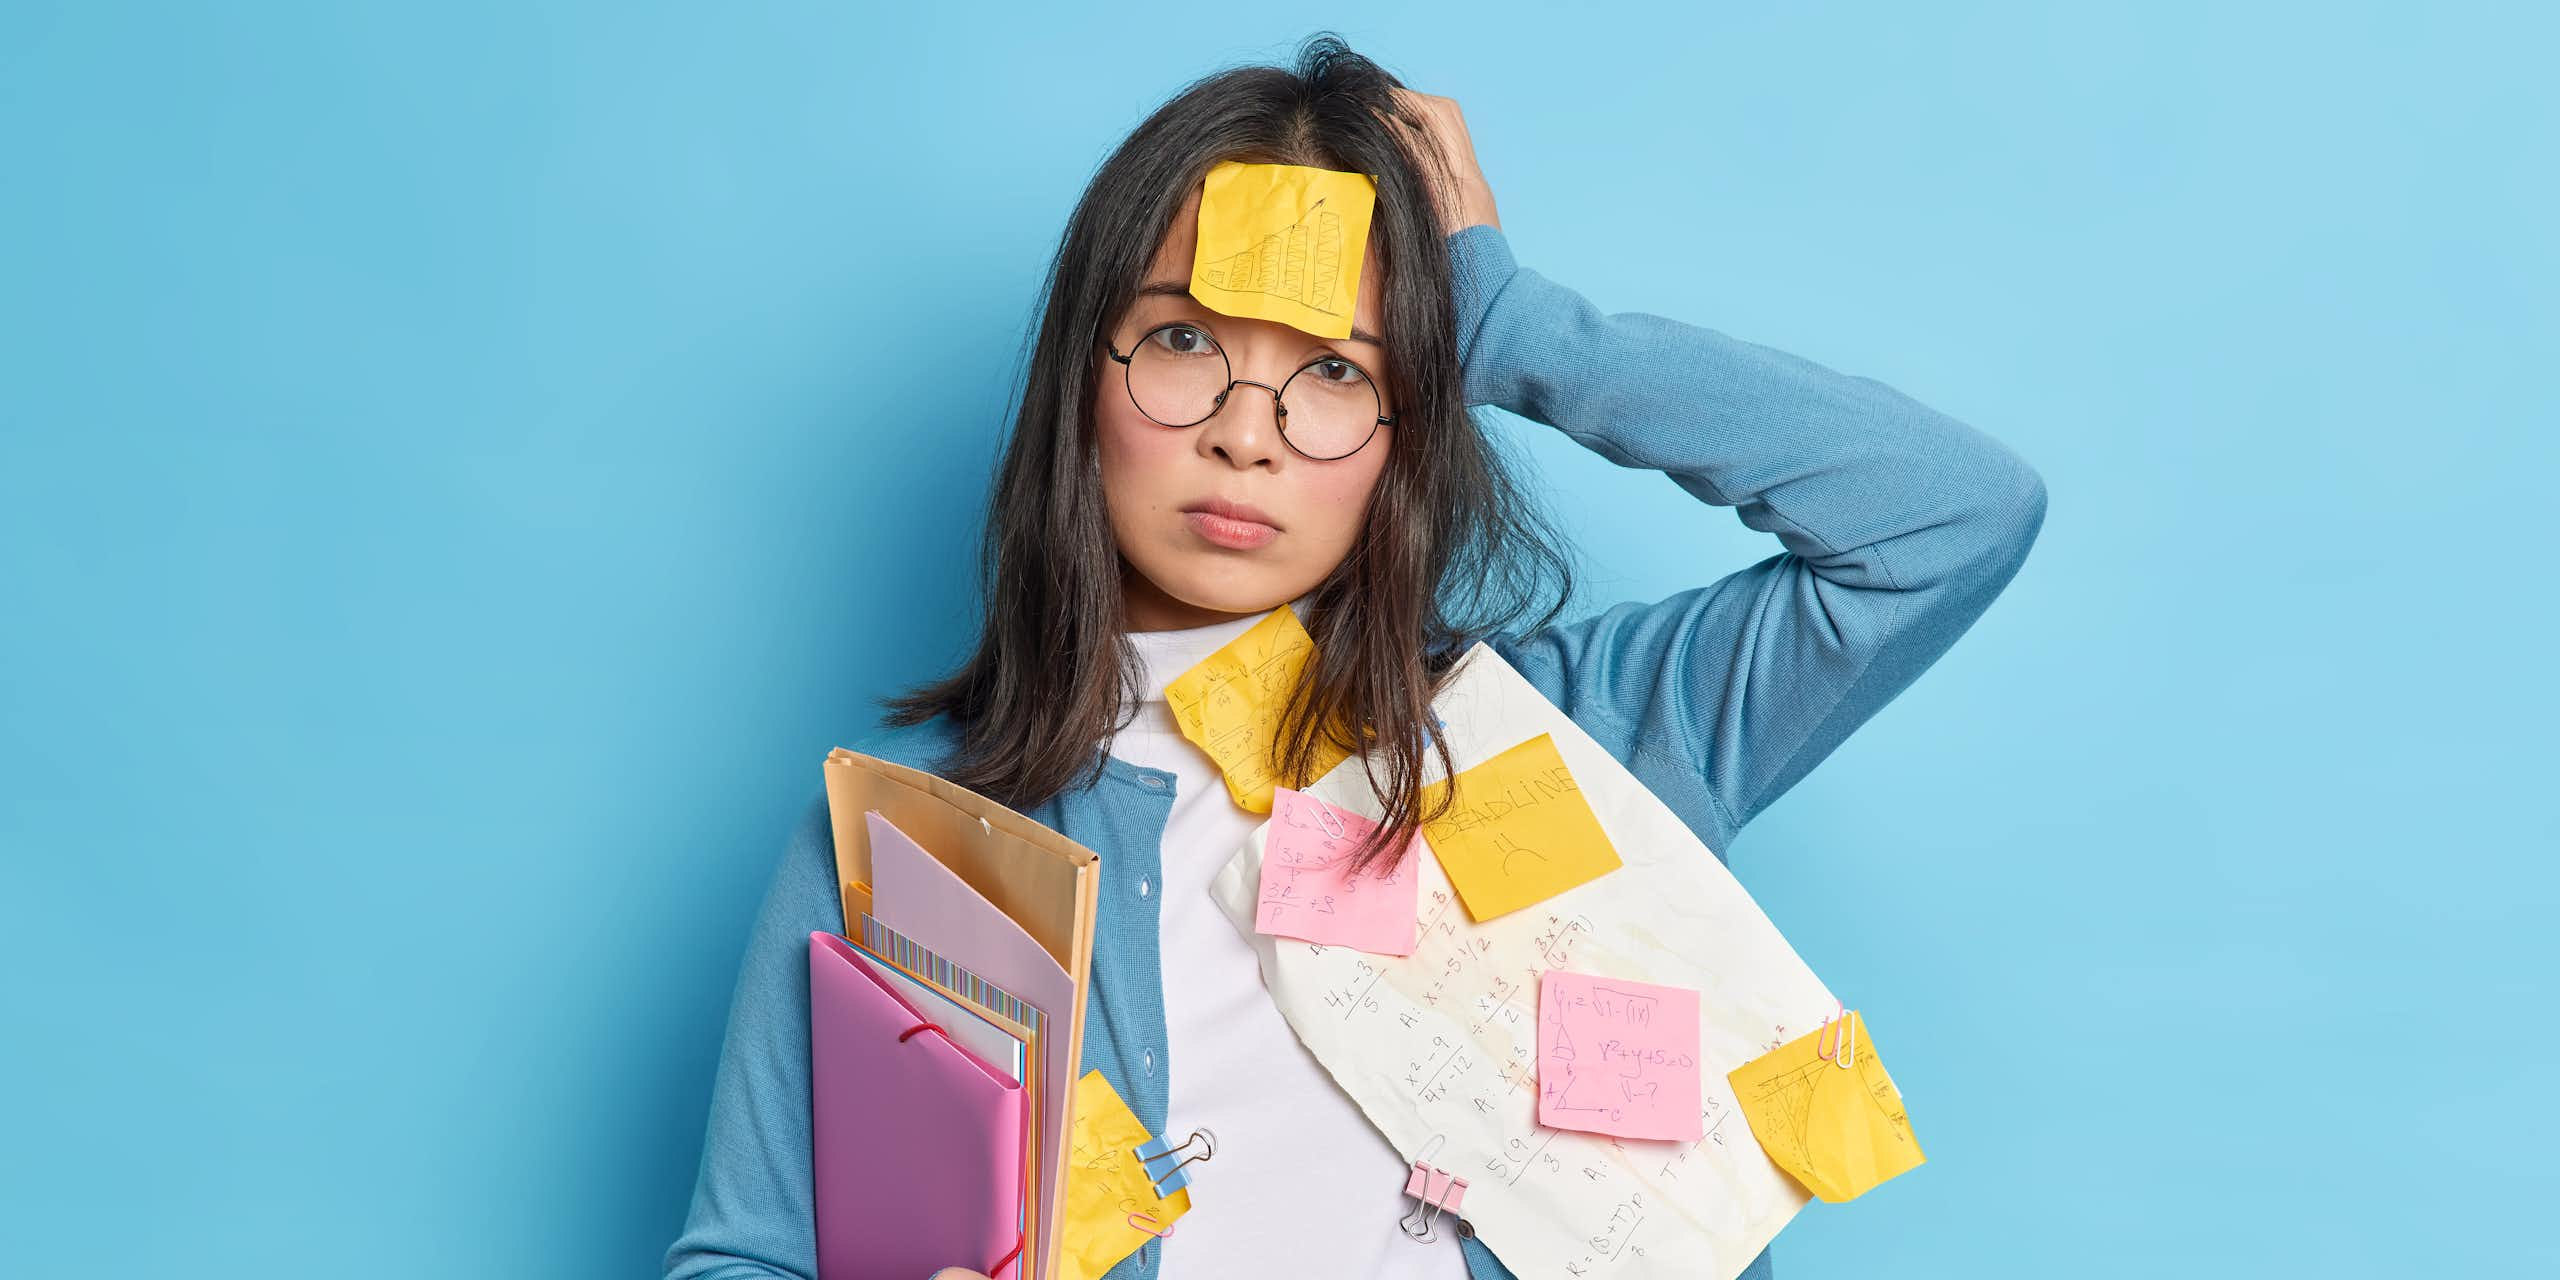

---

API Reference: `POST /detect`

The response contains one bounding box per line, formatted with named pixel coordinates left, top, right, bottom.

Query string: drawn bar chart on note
left=1200, top=199, right=1345, bottom=314
left=1209, top=643, right=1843, bottom=1279
left=1188, top=160, right=1375, bottom=341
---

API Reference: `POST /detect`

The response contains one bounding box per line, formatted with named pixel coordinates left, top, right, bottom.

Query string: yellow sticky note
left=1418, top=733, right=1622, bottom=921
left=1060, top=1069, right=1191, bottom=1280
left=1163, top=604, right=1351, bottom=813
left=1189, top=160, right=1377, bottom=340
left=1727, top=1011, right=1926, bottom=1203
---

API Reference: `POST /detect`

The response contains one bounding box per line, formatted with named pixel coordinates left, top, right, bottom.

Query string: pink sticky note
left=1536, top=969, right=1705, bottom=1142
left=1254, top=786, right=1421, bottom=955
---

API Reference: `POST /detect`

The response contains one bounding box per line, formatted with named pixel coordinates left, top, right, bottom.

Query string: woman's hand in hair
left=1386, top=87, right=1501, bottom=237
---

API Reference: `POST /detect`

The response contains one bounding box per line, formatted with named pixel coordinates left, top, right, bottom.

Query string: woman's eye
left=1311, top=357, right=1369, bottom=386
left=1148, top=325, right=1217, bottom=356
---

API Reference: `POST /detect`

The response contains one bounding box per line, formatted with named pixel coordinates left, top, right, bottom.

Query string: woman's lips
left=1183, top=508, right=1280, bottom=549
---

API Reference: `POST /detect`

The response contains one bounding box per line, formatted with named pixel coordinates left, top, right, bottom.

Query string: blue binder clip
left=1134, top=1126, right=1216, bottom=1196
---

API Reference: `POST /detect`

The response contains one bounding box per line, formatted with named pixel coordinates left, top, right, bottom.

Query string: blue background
left=6, top=4, right=2551, bottom=1276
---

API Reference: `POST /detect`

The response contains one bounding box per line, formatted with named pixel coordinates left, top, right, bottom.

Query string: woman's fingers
left=1384, top=87, right=1501, bottom=235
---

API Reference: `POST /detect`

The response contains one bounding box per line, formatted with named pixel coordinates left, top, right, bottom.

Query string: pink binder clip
left=1403, top=1163, right=1468, bottom=1211
left=1397, top=1145, right=1469, bottom=1244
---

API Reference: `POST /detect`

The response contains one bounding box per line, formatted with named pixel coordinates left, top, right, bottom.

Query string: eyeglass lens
left=1124, top=322, right=1382, bottom=460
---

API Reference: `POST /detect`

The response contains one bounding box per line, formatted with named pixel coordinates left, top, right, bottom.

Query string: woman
left=666, top=35, right=2045, bottom=1280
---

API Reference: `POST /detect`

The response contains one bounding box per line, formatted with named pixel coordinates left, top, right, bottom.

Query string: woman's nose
left=1200, top=378, right=1287, bottom=466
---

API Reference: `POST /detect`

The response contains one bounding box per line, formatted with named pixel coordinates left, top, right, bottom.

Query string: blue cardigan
left=666, top=222, right=2048, bottom=1280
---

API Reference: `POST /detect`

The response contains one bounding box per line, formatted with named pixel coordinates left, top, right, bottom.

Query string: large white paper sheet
left=1208, top=643, right=1839, bottom=1279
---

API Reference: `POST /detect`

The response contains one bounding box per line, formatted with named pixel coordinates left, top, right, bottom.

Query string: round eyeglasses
left=1106, top=321, right=1392, bottom=462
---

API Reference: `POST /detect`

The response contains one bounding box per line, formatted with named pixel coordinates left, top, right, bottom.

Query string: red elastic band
left=987, top=1232, right=1025, bottom=1276
left=898, top=1021, right=949, bottom=1044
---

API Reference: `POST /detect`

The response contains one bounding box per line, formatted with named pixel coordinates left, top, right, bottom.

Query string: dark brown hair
left=883, top=32, right=1574, bottom=875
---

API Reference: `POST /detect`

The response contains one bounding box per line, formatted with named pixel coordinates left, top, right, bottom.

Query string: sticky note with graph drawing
left=1189, top=160, right=1377, bottom=341
left=1726, top=1010, right=1925, bottom=1203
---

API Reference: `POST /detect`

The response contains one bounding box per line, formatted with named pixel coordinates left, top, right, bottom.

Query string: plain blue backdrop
left=5, top=4, right=2552, bottom=1276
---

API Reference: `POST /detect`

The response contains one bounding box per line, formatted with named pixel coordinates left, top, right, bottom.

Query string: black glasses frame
left=1106, top=321, right=1394, bottom=462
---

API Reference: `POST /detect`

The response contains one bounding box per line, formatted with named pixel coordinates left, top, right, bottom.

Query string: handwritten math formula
left=1285, top=869, right=1718, bottom=1274
left=1163, top=606, right=1349, bottom=812
left=1537, top=971, right=1706, bottom=1142
left=1255, top=787, right=1420, bottom=954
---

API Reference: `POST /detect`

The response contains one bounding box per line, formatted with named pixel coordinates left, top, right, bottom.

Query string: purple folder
left=809, top=931, right=1027, bottom=1280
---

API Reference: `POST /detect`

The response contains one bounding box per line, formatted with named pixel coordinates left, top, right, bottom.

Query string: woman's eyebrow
left=1135, top=279, right=1385, bottom=348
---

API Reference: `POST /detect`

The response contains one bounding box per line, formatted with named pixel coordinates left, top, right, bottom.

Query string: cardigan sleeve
left=662, top=792, right=834, bottom=1280
left=1453, top=222, right=2048, bottom=856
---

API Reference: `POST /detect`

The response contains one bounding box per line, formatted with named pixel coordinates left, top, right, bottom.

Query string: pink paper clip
left=1127, top=1210, right=1175, bottom=1239
left=1817, top=1000, right=1857, bottom=1070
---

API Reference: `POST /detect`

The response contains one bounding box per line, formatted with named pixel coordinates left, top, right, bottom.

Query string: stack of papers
left=813, top=750, right=1102, bottom=1280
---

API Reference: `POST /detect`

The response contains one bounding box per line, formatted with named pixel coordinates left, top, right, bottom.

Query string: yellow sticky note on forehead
left=1189, top=160, right=1377, bottom=340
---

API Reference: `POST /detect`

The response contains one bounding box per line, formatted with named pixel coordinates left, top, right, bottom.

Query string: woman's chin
left=1135, top=561, right=1307, bottom=622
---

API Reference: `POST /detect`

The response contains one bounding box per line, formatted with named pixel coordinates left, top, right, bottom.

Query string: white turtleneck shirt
left=1104, top=597, right=1467, bottom=1279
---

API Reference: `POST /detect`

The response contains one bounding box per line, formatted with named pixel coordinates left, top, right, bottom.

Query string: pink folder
left=809, top=931, right=1027, bottom=1280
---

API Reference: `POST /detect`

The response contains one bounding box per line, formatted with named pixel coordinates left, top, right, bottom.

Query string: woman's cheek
left=1304, top=452, right=1390, bottom=556
left=1096, top=413, right=1175, bottom=529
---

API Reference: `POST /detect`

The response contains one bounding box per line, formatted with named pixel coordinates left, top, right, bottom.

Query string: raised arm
left=1454, top=222, right=2048, bottom=856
